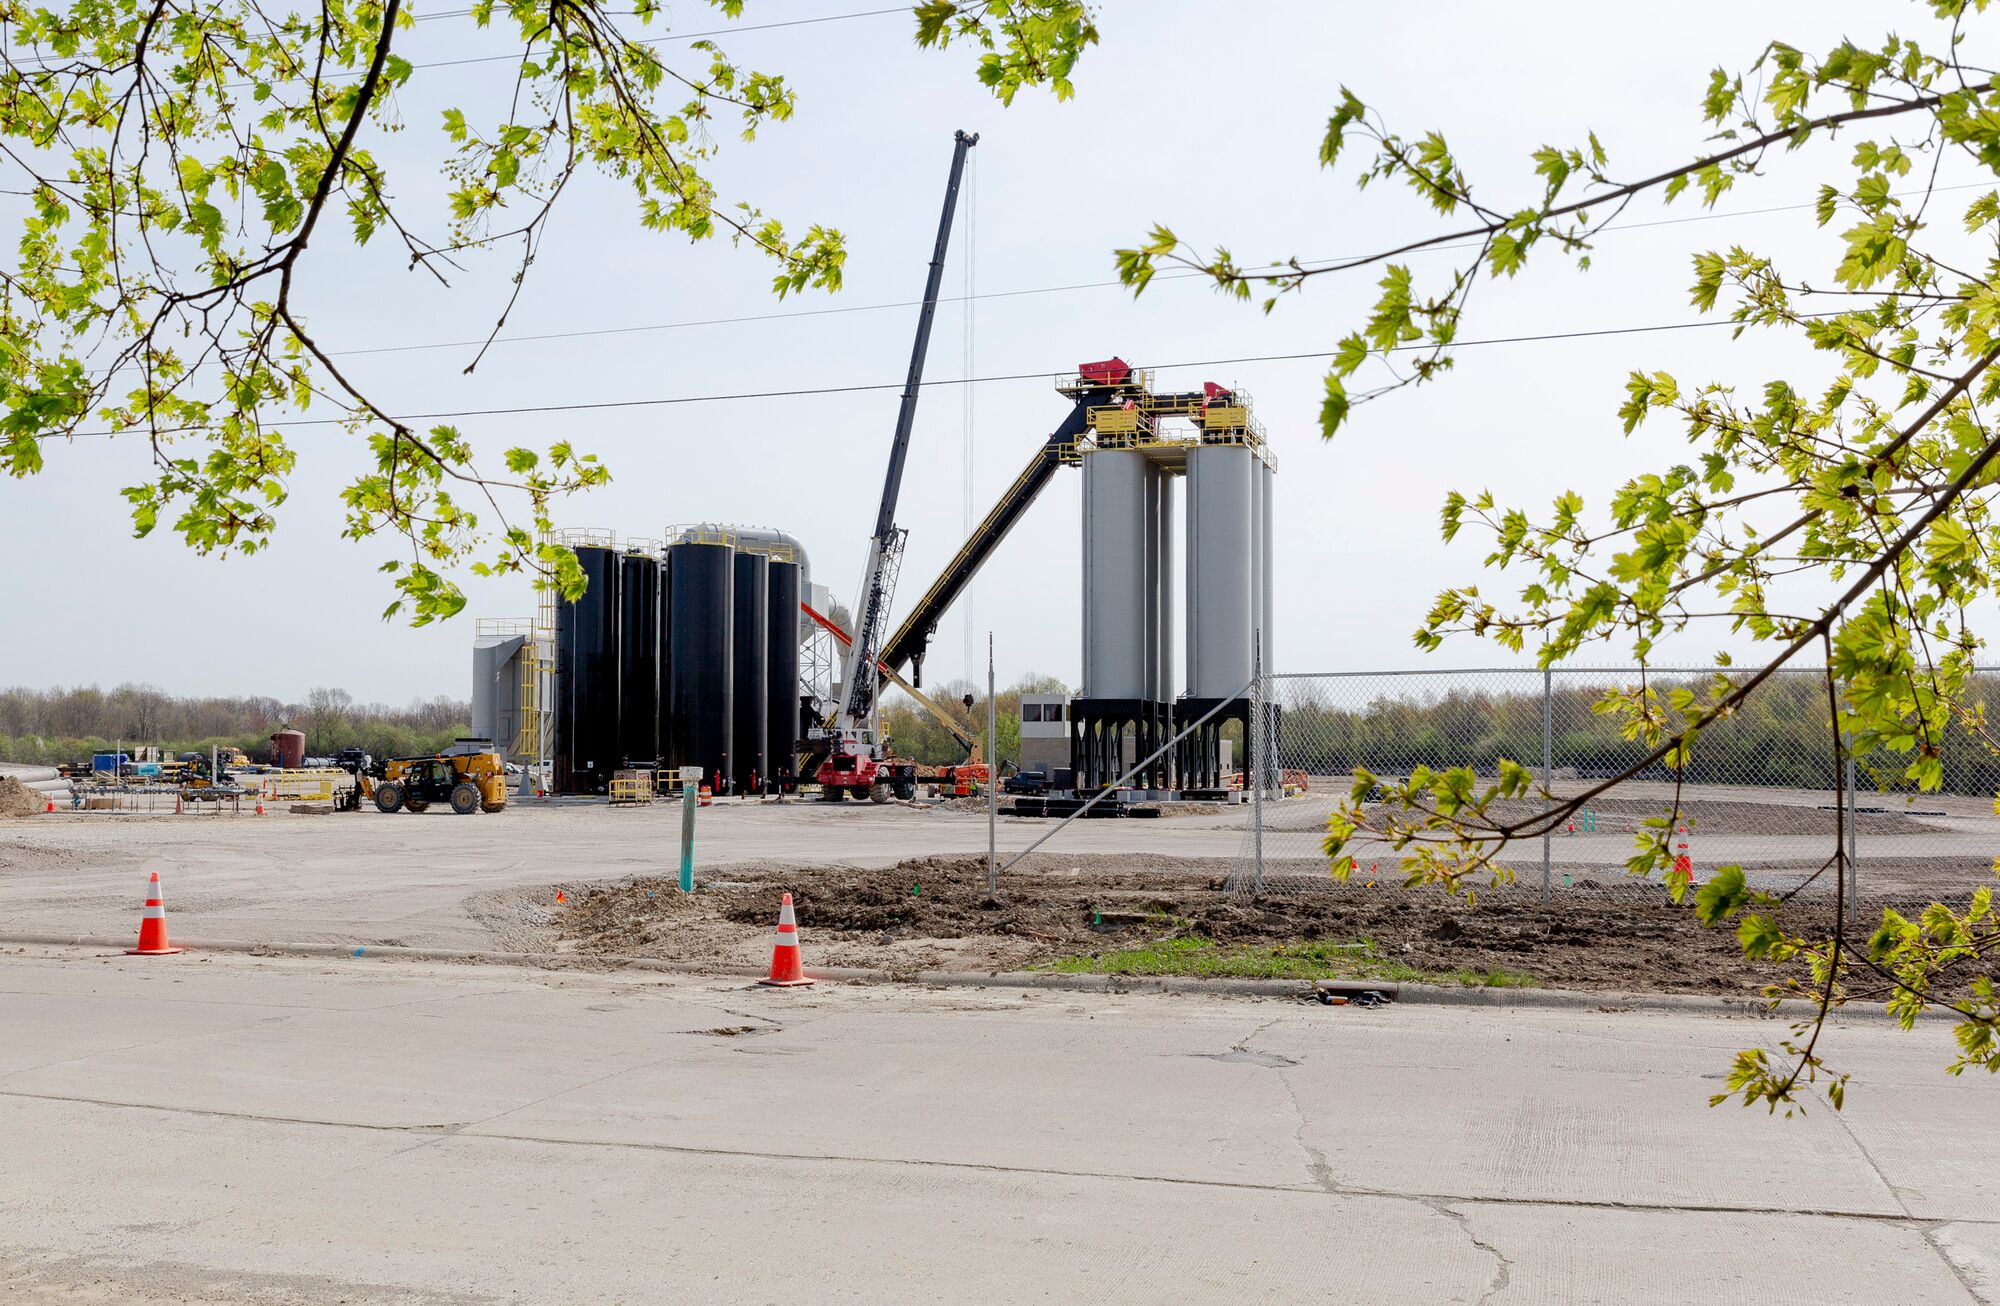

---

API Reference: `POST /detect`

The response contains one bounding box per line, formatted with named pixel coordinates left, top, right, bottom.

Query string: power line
left=266, top=180, right=2000, bottom=363
left=40, top=310, right=1842, bottom=441
left=0, top=5, right=904, bottom=75
left=393, top=5, right=906, bottom=73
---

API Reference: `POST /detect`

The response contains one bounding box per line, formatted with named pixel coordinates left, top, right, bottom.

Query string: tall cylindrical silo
left=1259, top=456, right=1275, bottom=674
left=1155, top=466, right=1175, bottom=700
left=1080, top=448, right=1151, bottom=700
left=766, top=559, right=803, bottom=789
left=665, top=541, right=733, bottom=791
left=617, top=550, right=660, bottom=767
left=1184, top=445, right=1255, bottom=699
left=731, top=550, right=770, bottom=794
left=656, top=557, right=675, bottom=771
left=555, top=544, right=620, bottom=793
left=1142, top=462, right=1161, bottom=701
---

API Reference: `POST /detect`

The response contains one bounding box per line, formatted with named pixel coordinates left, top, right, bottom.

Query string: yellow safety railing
left=262, top=768, right=346, bottom=801
left=609, top=776, right=654, bottom=805
left=665, top=523, right=800, bottom=565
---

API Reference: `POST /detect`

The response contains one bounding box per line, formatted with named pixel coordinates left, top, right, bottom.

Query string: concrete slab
left=2, top=948, right=1993, bottom=1304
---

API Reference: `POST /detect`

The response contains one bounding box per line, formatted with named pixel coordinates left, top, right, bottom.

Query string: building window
left=1023, top=703, right=1042, bottom=723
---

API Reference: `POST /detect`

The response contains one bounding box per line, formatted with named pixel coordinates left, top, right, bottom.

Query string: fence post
left=987, top=633, right=998, bottom=898
left=1252, top=631, right=1265, bottom=895
left=1541, top=664, right=1553, bottom=904
left=1845, top=749, right=1859, bottom=903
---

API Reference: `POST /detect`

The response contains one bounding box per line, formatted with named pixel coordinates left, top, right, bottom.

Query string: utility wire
left=0, top=5, right=904, bottom=74
left=234, top=180, right=2000, bottom=363
left=40, top=310, right=1847, bottom=441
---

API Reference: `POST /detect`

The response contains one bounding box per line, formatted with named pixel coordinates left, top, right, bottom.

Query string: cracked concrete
left=3, top=944, right=1996, bottom=1303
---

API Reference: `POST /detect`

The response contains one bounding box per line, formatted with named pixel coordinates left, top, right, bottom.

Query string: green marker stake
left=679, top=778, right=697, bottom=894
left=912, top=883, right=921, bottom=897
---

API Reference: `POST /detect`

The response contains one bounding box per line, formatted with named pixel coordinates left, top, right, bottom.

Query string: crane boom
left=833, top=128, right=979, bottom=740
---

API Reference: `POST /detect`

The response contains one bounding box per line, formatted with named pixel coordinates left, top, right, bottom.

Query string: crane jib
left=833, top=129, right=979, bottom=740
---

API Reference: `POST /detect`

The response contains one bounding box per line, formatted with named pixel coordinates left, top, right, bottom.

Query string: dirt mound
left=548, top=852, right=1928, bottom=994
left=0, top=777, right=46, bottom=818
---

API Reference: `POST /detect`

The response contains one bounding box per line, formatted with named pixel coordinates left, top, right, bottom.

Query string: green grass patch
left=1046, top=935, right=1538, bottom=988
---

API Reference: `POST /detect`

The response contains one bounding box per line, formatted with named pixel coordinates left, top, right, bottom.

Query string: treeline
left=0, top=684, right=471, bottom=766
left=878, top=673, right=1069, bottom=768
left=1276, top=672, right=2000, bottom=796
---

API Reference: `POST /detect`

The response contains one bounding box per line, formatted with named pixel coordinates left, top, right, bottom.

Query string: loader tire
left=450, top=782, right=481, bottom=815
left=373, top=781, right=404, bottom=814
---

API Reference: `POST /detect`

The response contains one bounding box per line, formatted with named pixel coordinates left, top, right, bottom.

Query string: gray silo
left=1184, top=443, right=1256, bottom=698
left=1081, top=448, right=1153, bottom=700
left=1075, top=447, right=1174, bottom=790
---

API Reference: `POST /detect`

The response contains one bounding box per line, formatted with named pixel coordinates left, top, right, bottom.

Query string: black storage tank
left=731, top=551, right=770, bottom=793
left=617, top=549, right=660, bottom=768
left=554, top=544, right=620, bottom=794
left=655, top=556, right=676, bottom=774
left=765, top=559, right=802, bottom=790
left=665, top=541, right=733, bottom=792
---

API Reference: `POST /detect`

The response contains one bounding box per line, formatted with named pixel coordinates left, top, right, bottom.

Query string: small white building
left=1018, top=693, right=1070, bottom=777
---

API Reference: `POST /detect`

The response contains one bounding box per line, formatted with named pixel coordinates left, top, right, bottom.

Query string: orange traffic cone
left=759, top=892, right=814, bottom=987
left=127, top=871, right=183, bottom=956
left=44, top=799, right=54, bottom=812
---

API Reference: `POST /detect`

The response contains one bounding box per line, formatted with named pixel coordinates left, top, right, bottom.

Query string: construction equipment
left=811, top=128, right=978, bottom=802
left=362, top=750, right=508, bottom=815
left=801, top=599, right=986, bottom=796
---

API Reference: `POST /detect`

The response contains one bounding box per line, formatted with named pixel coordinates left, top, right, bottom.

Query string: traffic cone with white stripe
left=758, top=892, right=813, bottom=987
left=127, top=871, right=183, bottom=956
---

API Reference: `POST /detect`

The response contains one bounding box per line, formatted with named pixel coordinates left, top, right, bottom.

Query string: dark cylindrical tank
left=665, top=542, right=733, bottom=792
left=617, top=550, right=660, bottom=767
left=555, top=544, right=621, bottom=794
left=655, top=557, right=676, bottom=773
left=731, top=551, right=770, bottom=794
left=270, top=729, right=305, bottom=770
left=765, top=560, right=802, bottom=790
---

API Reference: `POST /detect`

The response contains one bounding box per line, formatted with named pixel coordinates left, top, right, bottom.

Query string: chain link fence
left=1231, top=666, right=2000, bottom=910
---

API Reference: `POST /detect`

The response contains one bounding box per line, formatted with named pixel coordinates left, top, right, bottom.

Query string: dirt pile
left=549, top=852, right=1914, bottom=994
left=0, top=777, right=46, bottom=818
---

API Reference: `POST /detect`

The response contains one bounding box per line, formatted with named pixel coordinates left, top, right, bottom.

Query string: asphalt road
left=1, top=946, right=1994, bottom=1303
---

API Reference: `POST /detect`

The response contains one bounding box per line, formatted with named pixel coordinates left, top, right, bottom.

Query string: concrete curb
left=0, top=931, right=1953, bottom=1022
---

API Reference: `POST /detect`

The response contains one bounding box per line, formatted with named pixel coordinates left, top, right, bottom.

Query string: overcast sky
left=3, top=0, right=1980, bottom=706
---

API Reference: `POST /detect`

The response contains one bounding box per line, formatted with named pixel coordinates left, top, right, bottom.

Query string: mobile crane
left=801, top=599, right=990, bottom=799
left=811, top=129, right=978, bottom=801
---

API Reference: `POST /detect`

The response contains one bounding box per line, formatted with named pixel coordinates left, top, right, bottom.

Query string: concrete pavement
left=0, top=800, right=1253, bottom=949
left=1, top=945, right=1994, bottom=1303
